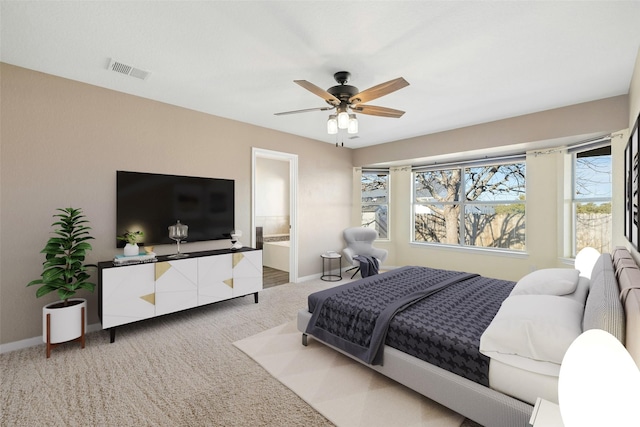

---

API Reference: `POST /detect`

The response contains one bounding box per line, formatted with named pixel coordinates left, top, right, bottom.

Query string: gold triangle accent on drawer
left=155, top=262, right=172, bottom=280
left=140, top=293, right=155, bottom=305
left=224, top=278, right=234, bottom=288
left=232, top=252, right=244, bottom=268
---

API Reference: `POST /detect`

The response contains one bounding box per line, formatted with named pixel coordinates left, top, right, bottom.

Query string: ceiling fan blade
left=349, top=77, right=409, bottom=105
left=294, top=80, right=341, bottom=106
left=351, top=104, right=405, bottom=118
left=274, top=106, right=335, bottom=116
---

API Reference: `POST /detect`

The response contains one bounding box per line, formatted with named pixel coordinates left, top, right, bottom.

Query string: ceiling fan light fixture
left=327, top=114, right=338, bottom=134
left=348, top=114, right=358, bottom=134
left=337, top=110, right=349, bottom=129
left=276, top=72, right=409, bottom=138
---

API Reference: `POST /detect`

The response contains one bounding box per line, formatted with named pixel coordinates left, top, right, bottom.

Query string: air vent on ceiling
left=348, top=135, right=360, bottom=140
left=107, top=59, right=150, bottom=80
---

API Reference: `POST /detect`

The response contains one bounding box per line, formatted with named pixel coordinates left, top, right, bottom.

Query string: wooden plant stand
left=45, top=306, right=85, bottom=358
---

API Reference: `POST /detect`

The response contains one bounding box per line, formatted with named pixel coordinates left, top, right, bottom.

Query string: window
left=572, top=144, right=612, bottom=255
left=361, top=169, right=389, bottom=239
left=413, top=159, right=526, bottom=250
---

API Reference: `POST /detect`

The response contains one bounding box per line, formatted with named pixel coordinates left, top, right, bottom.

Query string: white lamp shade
left=558, top=329, right=640, bottom=427
left=337, top=111, right=349, bottom=129
left=327, top=115, right=338, bottom=134
left=574, top=246, right=600, bottom=278
left=348, top=114, right=358, bottom=134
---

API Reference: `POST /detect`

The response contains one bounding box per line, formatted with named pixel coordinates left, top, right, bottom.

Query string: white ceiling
left=2, top=1, right=640, bottom=149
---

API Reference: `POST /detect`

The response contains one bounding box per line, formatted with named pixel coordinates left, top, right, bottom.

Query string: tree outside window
left=361, top=170, right=389, bottom=239
left=573, top=145, right=612, bottom=254
left=413, top=161, right=526, bottom=250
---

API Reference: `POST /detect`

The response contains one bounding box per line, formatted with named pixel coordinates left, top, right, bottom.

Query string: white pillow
left=480, top=295, right=584, bottom=375
left=560, top=276, right=590, bottom=306
left=510, top=268, right=579, bottom=296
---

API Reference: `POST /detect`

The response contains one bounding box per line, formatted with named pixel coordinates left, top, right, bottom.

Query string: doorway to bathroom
left=251, top=148, right=298, bottom=285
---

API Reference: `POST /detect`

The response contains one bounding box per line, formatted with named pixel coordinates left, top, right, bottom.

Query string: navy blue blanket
left=305, top=266, right=514, bottom=386
left=353, top=255, right=379, bottom=277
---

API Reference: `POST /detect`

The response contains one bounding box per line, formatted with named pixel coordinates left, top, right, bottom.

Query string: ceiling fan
left=275, top=71, right=409, bottom=135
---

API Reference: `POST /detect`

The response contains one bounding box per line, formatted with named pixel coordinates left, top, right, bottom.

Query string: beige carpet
left=0, top=281, right=337, bottom=427
left=234, top=321, right=466, bottom=427
left=2, top=278, right=480, bottom=426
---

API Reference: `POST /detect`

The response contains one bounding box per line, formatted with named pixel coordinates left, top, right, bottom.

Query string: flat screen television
left=116, top=171, right=234, bottom=247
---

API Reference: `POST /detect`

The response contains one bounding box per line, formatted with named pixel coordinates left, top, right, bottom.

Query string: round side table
left=321, top=253, right=342, bottom=281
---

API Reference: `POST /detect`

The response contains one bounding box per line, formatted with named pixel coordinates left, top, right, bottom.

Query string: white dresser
left=98, top=248, right=262, bottom=342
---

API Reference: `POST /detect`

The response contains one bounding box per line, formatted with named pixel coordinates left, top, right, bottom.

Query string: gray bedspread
left=305, top=266, right=515, bottom=386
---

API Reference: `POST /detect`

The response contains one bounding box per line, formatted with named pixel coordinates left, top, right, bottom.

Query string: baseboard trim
left=296, top=265, right=395, bottom=284
left=0, top=323, right=102, bottom=354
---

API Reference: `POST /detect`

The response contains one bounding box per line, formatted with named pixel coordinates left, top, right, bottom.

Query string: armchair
left=342, top=227, right=388, bottom=278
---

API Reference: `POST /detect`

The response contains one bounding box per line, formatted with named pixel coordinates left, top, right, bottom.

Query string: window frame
left=360, top=168, right=390, bottom=241
left=411, top=156, right=526, bottom=252
left=569, top=142, right=612, bottom=256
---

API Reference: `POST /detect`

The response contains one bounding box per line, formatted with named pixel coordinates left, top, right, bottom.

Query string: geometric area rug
left=234, top=321, right=469, bottom=427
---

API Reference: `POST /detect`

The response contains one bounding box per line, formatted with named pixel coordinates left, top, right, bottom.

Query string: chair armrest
left=342, top=247, right=357, bottom=265
left=371, top=248, right=388, bottom=264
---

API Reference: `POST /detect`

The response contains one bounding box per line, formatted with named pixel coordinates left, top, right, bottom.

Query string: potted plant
left=117, top=230, right=144, bottom=256
left=27, top=207, right=96, bottom=358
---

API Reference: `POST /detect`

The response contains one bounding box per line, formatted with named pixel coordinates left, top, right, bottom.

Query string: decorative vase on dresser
left=124, top=243, right=139, bottom=256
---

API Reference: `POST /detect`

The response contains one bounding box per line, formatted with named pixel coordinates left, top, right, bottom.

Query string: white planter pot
left=42, top=298, right=87, bottom=344
left=124, top=243, right=139, bottom=256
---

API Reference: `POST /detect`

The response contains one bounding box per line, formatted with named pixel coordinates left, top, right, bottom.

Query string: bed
left=297, top=248, right=640, bottom=427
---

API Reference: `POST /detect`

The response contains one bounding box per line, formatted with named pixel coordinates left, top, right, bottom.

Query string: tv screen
left=116, top=171, right=234, bottom=247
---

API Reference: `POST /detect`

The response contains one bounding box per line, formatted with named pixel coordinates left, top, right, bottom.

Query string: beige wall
left=353, top=96, right=628, bottom=168
left=255, top=157, right=290, bottom=235
left=626, top=47, right=640, bottom=262
left=0, top=63, right=353, bottom=344
left=631, top=47, right=640, bottom=129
